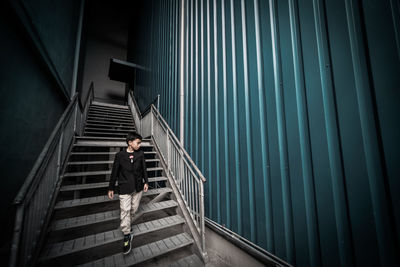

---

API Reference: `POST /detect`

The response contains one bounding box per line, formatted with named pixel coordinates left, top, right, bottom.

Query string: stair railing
left=128, top=91, right=207, bottom=260
left=9, top=83, right=94, bottom=267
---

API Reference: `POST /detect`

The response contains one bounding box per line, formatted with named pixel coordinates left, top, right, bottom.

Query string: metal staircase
left=37, top=102, right=204, bottom=266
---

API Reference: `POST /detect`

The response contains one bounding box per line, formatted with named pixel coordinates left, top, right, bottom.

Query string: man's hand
left=108, top=190, right=114, bottom=199
left=143, top=183, right=149, bottom=192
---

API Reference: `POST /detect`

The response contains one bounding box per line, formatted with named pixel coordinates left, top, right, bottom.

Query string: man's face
left=129, top=138, right=142, bottom=151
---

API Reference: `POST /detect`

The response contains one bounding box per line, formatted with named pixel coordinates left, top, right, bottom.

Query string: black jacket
left=108, top=149, right=149, bottom=194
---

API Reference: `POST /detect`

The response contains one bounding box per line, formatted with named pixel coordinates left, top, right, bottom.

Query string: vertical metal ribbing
left=206, top=0, right=213, bottom=219
left=201, top=0, right=205, bottom=173
left=158, top=1, right=162, bottom=104
left=169, top=0, right=172, bottom=127
left=168, top=1, right=173, bottom=123
left=253, top=0, right=274, bottom=251
left=213, top=0, right=221, bottom=223
left=240, top=0, right=256, bottom=242
left=190, top=0, right=194, bottom=157
left=269, top=0, right=294, bottom=261
left=195, top=0, right=199, bottom=164
left=288, top=0, right=320, bottom=265
left=176, top=0, right=180, bottom=134
left=180, top=0, right=186, bottom=201
left=156, top=2, right=160, bottom=97
left=221, top=0, right=231, bottom=228
left=344, top=0, right=398, bottom=265
left=312, top=0, right=353, bottom=266
left=175, top=0, right=179, bottom=130
left=148, top=0, right=154, bottom=92
left=185, top=0, right=189, bottom=149
left=162, top=0, right=166, bottom=100
left=230, top=0, right=242, bottom=235
left=170, top=0, right=174, bottom=125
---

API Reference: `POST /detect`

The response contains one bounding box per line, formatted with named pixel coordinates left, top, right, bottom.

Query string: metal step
left=63, top=170, right=112, bottom=177
left=73, top=141, right=153, bottom=148
left=84, top=127, right=135, bottom=133
left=87, top=115, right=134, bottom=122
left=88, top=111, right=132, bottom=119
left=86, top=119, right=135, bottom=126
left=40, top=215, right=186, bottom=265
left=91, top=101, right=129, bottom=110
left=147, top=167, right=163, bottom=172
left=89, top=108, right=131, bottom=116
left=73, top=141, right=128, bottom=147
left=74, top=136, right=150, bottom=144
left=75, top=136, right=129, bottom=141
left=67, top=158, right=159, bottom=166
left=168, top=254, right=204, bottom=267
left=67, top=160, right=114, bottom=165
left=69, top=151, right=155, bottom=156
left=77, top=233, right=194, bottom=267
left=86, top=116, right=133, bottom=123
left=88, top=114, right=132, bottom=121
left=54, top=188, right=173, bottom=214
left=84, top=131, right=131, bottom=137
left=85, top=122, right=136, bottom=129
left=63, top=166, right=160, bottom=177
left=50, top=200, right=179, bottom=234
left=70, top=151, right=118, bottom=156
left=60, top=177, right=168, bottom=192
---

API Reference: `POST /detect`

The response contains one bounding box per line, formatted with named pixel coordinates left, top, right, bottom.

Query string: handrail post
left=73, top=102, right=77, bottom=135
left=200, top=181, right=205, bottom=254
left=56, top=129, right=64, bottom=178
left=151, top=105, right=154, bottom=137
left=167, top=130, right=171, bottom=171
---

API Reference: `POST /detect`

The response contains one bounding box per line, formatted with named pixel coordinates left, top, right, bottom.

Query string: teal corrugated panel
left=129, top=0, right=400, bottom=266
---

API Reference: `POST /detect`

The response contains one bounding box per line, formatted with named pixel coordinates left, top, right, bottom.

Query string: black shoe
left=123, top=234, right=132, bottom=254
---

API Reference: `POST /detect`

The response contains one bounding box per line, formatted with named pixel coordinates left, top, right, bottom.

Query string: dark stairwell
left=3, top=0, right=400, bottom=267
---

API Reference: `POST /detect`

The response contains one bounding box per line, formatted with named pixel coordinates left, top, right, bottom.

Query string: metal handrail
left=127, top=92, right=207, bottom=260
left=151, top=106, right=207, bottom=183
left=10, top=83, right=95, bottom=267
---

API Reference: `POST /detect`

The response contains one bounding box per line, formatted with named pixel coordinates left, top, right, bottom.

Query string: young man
left=108, top=132, right=149, bottom=254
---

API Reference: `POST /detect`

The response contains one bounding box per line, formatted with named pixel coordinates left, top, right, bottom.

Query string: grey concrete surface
left=204, top=226, right=266, bottom=267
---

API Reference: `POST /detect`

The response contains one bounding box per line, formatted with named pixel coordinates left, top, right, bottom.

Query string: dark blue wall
left=0, top=0, right=81, bottom=261
left=129, top=0, right=400, bottom=266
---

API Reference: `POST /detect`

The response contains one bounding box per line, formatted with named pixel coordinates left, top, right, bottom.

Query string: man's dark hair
left=126, top=132, right=142, bottom=145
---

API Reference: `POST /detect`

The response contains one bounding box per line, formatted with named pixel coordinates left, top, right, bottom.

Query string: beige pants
left=119, top=191, right=143, bottom=235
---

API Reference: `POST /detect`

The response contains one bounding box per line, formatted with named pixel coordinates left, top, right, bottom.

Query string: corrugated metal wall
left=128, top=0, right=400, bottom=266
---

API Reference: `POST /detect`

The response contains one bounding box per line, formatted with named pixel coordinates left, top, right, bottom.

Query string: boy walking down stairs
left=107, top=132, right=149, bottom=255
left=37, top=101, right=204, bottom=266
